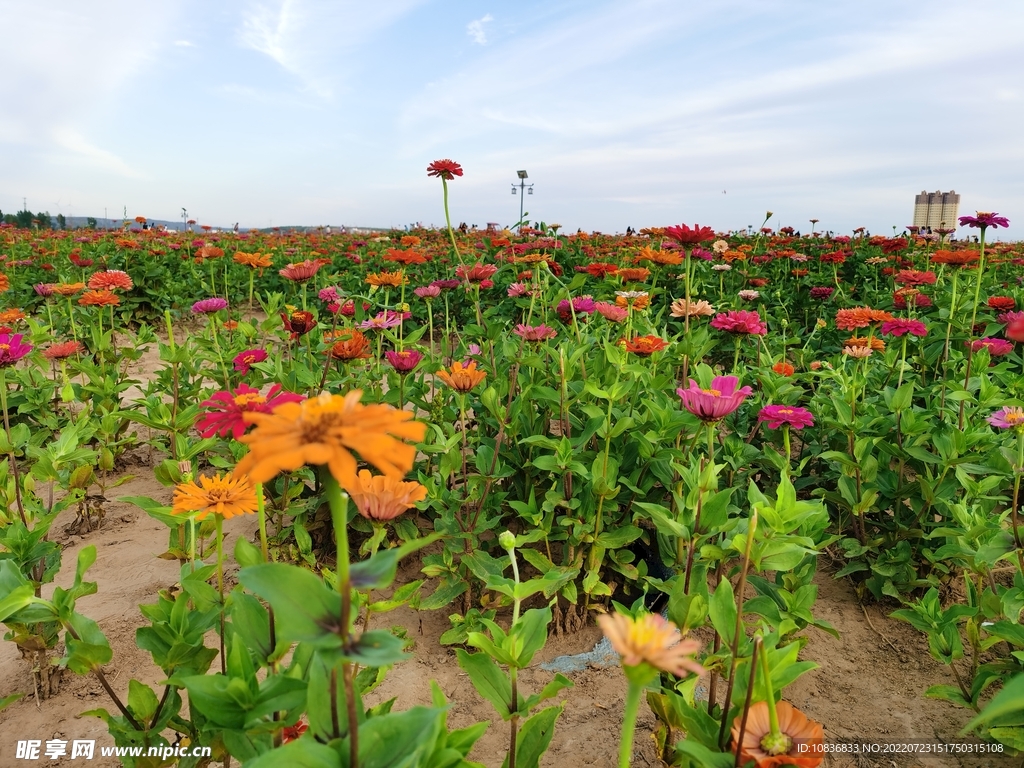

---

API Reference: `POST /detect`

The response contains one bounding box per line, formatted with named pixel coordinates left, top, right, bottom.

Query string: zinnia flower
left=172, top=473, right=259, bottom=520
left=834, top=307, right=893, bottom=331
left=235, top=390, right=426, bottom=490
left=0, top=309, right=25, bottom=324
left=614, top=291, right=650, bottom=311
left=34, top=283, right=55, bottom=297
left=843, top=345, right=873, bottom=359
left=959, top=211, right=1010, bottom=229
left=711, top=310, right=767, bottom=335
left=78, top=289, right=120, bottom=307
left=282, top=310, right=317, bottom=338
left=437, top=361, right=486, bottom=393
left=989, top=406, right=1024, bottom=430
left=879, top=319, right=927, bottom=337
left=622, top=335, right=667, bottom=356
left=366, top=271, right=407, bottom=288
left=677, top=376, right=752, bottom=422
left=731, top=700, right=824, bottom=768
left=894, top=270, right=936, bottom=287
left=52, top=282, right=86, bottom=296
left=617, top=267, right=650, bottom=282
left=279, top=260, right=321, bottom=282
left=663, top=224, right=716, bottom=244
left=384, top=349, right=423, bottom=373
left=87, top=270, right=133, bottom=291
left=359, top=312, right=403, bottom=331
left=192, top=297, right=228, bottom=314
left=772, top=361, right=795, bottom=377
left=845, top=336, right=885, bottom=351
left=514, top=324, right=557, bottom=342
left=670, top=298, right=715, bottom=318
left=234, top=252, right=273, bottom=269
left=234, top=348, right=268, bottom=374
left=455, top=263, right=498, bottom=283
left=758, top=404, right=815, bottom=430
left=594, top=302, right=628, bottom=322
left=347, top=469, right=427, bottom=521
left=42, top=340, right=84, bottom=360
left=0, top=333, right=32, bottom=367
left=969, top=338, right=1014, bottom=356
left=988, top=296, right=1016, bottom=311
left=414, top=285, right=441, bottom=299
left=556, top=296, right=596, bottom=322
left=329, top=330, right=372, bottom=360
left=635, top=247, right=681, bottom=266
left=382, top=249, right=428, bottom=265
left=426, top=159, right=463, bottom=180
left=738, top=290, right=760, bottom=301
left=596, top=611, right=704, bottom=678
left=931, top=250, right=979, bottom=267
left=197, top=384, right=305, bottom=440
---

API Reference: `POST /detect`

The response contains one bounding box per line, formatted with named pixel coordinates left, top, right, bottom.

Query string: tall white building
left=913, top=190, right=960, bottom=229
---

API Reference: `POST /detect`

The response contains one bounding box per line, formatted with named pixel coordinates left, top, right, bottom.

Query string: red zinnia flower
left=988, top=296, right=1016, bottom=311
left=455, top=263, right=498, bottom=283
left=281, top=310, right=317, bottom=338
left=197, top=384, right=305, bottom=440
left=426, top=159, right=463, bottom=180
left=585, top=262, right=619, bottom=279
left=894, top=270, right=936, bottom=287
left=43, top=340, right=84, bottom=360
left=664, top=224, right=715, bottom=244
left=772, top=361, right=795, bottom=376
left=233, top=348, right=268, bottom=373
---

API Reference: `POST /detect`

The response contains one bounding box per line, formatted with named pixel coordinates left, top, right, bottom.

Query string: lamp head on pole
left=517, top=170, right=528, bottom=180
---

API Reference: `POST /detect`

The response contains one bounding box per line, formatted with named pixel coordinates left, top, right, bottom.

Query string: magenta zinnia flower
left=233, top=348, right=268, bottom=374
left=969, top=338, right=1014, bottom=356
left=0, top=333, right=33, bottom=367
left=431, top=279, right=460, bottom=291
left=677, top=376, right=752, bottom=422
left=514, top=324, right=557, bottom=342
left=959, top=212, right=1010, bottom=230
left=988, top=406, right=1024, bottom=430
left=710, top=310, right=767, bottom=335
left=879, top=319, right=927, bottom=337
left=810, top=286, right=834, bottom=300
left=192, top=297, right=228, bottom=314
left=758, top=404, right=815, bottom=430
left=556, top=296, right=596, bottom=322
left=384, top=349, right=423, bottom=373
left=197, top=384, right=305, bottom=439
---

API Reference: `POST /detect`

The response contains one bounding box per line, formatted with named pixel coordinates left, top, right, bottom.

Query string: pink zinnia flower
left=594, top=302, right=628, bottom=322
left=710, top=310, right=767, bottom=335
left=879, top=319, right=927, bottom=337
left=359, top=312, right=403, bottom=331
left=414, top=285, right=441, bottom=299
left=384, top=349, right=423, bottom=373
left=319, top=286, right=340, bottom=303
left=959, top=212, right=1010, bottom=230
left=969, top=338, right=1014, bottom=356
left=556, top=296, right=596, bottom=322
left=988, top=406, right=1024, bottom=430
left=279, top=260, right=321, bottom=282
left=758, top=404, right=815, bottom=430
left=514, top=324, right=557, bottom=342
left=192, top=297, right=228, bottom=314
left=507, top=282, right=530, bottom=298
left=0, top=333, right=32, bottom=367
left=431, top=279, right=460, bottom=290
left=233, top=348, right=268, bottom=373
left=34, top=283, right=56, bottom=297
left=456, top=263, right=498, bottom=283
left=677, top=376, right=752, bottom=422
left=197, top=384, right=305, bottom=439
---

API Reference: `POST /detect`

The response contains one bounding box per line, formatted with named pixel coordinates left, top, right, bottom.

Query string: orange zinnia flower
left=845, top=335, right=885, bottom=351
left=52, top=282, right=86, bottom=296
left=87, top=270, right=133, bottom=291
left=195, top=245, right=225, bottom=262
left=235, top=390, right=425, bottom=491
left=366, top=271, right=407, bottom=288
left=622, top=335, right=667, bottom=356
left=234, top=252, right=273, bottom=269
left=328, top=329, right=371, bottom=360
left=731, top=700, right=824, bottom=768
left=635, top=246, right=682, bottom=266
left=834, top=307, right=892, bottom=331
left=436, top=361, right=486, bottom=393
left=348, top=469, right=427, bottom=521
left=399, top=235, right=421, bottom=247
left=596, top=611, right=704, bottom=678
left=931, top=249, right=980, bottom=267
left=670, top=298, right=715, bottom=318
left=172, top=473, right=259, bottom=520
left=722, top=249, right=747, bottom=262
left=615, top=293, right=650, bottom=311
left=0, top=309, right=26, bottom=324
left=0, top=274, right=8, bottom=293
left=382, top=249, right=429, bottom=265
left=617, top=267, right=651, bottom=282
left=78, top=289, right=120, bottom=307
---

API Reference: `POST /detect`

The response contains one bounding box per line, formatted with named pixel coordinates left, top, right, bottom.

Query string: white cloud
left=173, top=39, right=196, bottom=47
left=467, top=14, right=493, bottom=45
left=50, top=128, right=142, bottom=178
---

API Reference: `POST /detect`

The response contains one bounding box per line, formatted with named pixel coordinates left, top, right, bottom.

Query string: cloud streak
left=466, top=14, right=493, bottom=45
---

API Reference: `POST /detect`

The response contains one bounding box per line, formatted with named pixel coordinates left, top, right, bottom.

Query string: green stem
left=0, top=368, right=27, bottom=525
left=256, top=483, right=269, bottom=562
left=215, top=514, right=226, bottom=676
left=758, top=641, right=781, bottom=741
left=441, top=178, right=464, bottom=268
left=967, top=227, right=987, bottom=334
left=619, top=681, right=642, bottom=768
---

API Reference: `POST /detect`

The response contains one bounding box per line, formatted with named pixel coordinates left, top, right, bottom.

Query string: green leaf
left=357, top=705, right=443, bottom=768
left=708, top=579, right=737, bottom=645
left=239, top=563, right=342, bottom=648
left=457, top=649, right=513, bottom=719
left=511, top=606, right=551, bottom=667
left=245, top=737, right=340, bottom=768
left=964, top=673, right=1024, bottom=732
left=505, top=705, right=562, bottom=768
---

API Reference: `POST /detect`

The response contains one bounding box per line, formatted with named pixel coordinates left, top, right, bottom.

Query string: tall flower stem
left=756, top=640, right=788, bottom=754
left=322, top=471, right=358, bottom=768
left=732, top=636, right=762, bottom=768
left=441, top=178, right=465, bottom=269
left=1010, top=432, right=1024, bottom=577
left=0, top=368, right=27, bottom=525
left=214, top=514, right=226, bottom=676
left=967, top=226, right=988, bottom=334
left=457, top=393, right=470, bottom=529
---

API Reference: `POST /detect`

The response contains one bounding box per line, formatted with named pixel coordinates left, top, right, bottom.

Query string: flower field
left=0, top=169, right=1022, bottom=767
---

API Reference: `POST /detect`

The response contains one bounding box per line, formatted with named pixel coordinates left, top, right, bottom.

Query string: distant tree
left=37, top=211, right=52, bottom=229
left=86, top=217, right=97, bottom=229
left=15, top=210, right=34, bottom=228
left=56, top=213, right=66, bottom=229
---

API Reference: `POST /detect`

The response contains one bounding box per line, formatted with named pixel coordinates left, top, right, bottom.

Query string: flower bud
left=498, top=530, right=516, bottom=552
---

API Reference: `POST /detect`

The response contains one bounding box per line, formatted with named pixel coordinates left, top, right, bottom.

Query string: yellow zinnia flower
left=172, top=473, right=258, bottom=520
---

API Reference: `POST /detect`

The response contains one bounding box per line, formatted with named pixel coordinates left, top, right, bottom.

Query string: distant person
left=233, top=222, right=239, bottom=233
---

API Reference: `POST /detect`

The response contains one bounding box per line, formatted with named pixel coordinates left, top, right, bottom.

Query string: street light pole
left=510, top=170, right=534, bottom=232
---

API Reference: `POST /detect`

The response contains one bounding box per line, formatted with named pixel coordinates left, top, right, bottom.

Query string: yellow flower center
left=701, top=388, right=722, bottom=397
left=778, top=408, right=794, bottom=415
left=234, top=393, right=267, bottom=407
left=1006, top=409, right=1024, bottom=425
left=0, top=344, right=9, bottom=353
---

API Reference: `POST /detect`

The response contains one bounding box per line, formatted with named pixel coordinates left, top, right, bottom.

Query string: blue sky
left=2, top=0, right=1022, bottom=238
